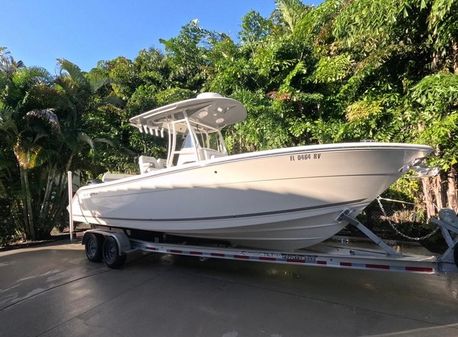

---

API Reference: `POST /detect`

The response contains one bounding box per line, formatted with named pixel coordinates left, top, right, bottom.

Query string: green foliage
left=294, top=0, right=343, bottom=46
left=428, top=0, right=458, bottom=69
left=313, top=54, right=352, bottom=83
left=155, top=88, right=194, bottom=106
left=106, top=57, right=139, bottom=100
left=404, top=73, right=458, bottom=169
left=134, top=48, right=169, bottom=87
left=240, top=11, right=273, bottom=45
left=410, top=73, right=458, bottom=115
left=207, top=37, right=260, bottom=94
left=252, top=34, right=312, bottom=89
left=224, top=90, right=290, bottom=152
left=275, top=0, right=309, bottom=33
left=333, top=0, right=414, bottom=53
left=0, top=52, right=111, bottom=241
left=346, top=100, right=383, bottom=122
left=127, top=84, right=157, bottom=114
left=0, top=197, right=18, bottom=246
left=160, top=20, right=222, bottom=89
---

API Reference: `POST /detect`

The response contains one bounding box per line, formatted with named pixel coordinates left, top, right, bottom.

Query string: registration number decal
left=284, top=254, right=317, bottom=263
left=289, top=153, right=322, bottom=161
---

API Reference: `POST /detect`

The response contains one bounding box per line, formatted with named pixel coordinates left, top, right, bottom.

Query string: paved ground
left=0, top=242, right=457, bottom=337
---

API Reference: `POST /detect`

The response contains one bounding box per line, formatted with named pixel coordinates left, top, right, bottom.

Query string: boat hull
left=71, top=143, right=432, bottom=250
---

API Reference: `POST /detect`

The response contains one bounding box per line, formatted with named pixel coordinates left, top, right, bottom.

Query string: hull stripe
left=75, top=198, right=365, bottom=223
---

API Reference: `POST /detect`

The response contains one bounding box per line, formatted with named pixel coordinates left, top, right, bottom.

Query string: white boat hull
left=71, top=143, right=432, bottom=250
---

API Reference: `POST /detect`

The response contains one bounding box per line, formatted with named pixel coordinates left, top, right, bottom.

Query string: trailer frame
left=81, top=209, right=458, bottom=274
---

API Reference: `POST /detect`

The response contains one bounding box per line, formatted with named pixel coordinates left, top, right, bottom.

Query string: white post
left=67, top=171, right=74, bottom=242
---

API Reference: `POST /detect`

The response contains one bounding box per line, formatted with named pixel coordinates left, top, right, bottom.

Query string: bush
left=0, top=198, right=20, bottom=246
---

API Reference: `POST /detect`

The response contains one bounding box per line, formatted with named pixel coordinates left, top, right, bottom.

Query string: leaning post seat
left=138, top=155, right=165, bottom=174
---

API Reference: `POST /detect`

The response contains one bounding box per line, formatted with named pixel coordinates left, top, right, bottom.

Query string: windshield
left=180, top=128, right=224, bottom=153
left=195, top=131, right=224, bottom=152
left=181, top=133, right=194, bottom=149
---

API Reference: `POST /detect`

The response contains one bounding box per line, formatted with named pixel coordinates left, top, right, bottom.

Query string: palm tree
left=0, top=55, right=109, bottom=241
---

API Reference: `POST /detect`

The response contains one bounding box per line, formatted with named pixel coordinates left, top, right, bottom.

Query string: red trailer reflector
left=210, top=252, right=225, bottom=257
left=366, top=264, right=389, bottom=270
left=234, top=255, right=249, bottom=259
left=259, top=256, right=277, bottom=261
left=405, top=266, right=434, bottom=273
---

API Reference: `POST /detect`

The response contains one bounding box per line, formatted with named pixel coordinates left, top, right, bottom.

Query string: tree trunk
left=433, top=175, right=444, bottom=210
left=18, top=197, right=29, bottom=240
left=19, top=169, right=30, bottom=238
left=39, top=166, right=56, bottom=223
left=447, top=166, right=458, bottom=211
left=20, top=168, right=36, bottom=240
left=12, top=200, right=25, bottom=239
left=48, top=171, right=68, bottom=228
left=421, top=177, right=436, bottom=218
left=452, top=42, right=457, bottom=74
left=422, top=168, right=458, bottom=219
left=65, top=154, right=74, bottom=173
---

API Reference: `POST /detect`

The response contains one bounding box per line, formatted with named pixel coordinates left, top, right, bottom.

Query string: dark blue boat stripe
left=75, top=198, right=366, bottom=222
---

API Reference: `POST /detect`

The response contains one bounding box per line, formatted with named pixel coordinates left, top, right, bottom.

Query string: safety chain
left=376, top=197, right=440, bottom=241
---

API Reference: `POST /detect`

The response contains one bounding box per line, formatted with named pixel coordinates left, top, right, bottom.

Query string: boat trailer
left=80, top=209, right=458, bottom=274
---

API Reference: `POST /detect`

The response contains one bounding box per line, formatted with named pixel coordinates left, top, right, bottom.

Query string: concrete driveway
left=0, top=242, right=457, bottom=337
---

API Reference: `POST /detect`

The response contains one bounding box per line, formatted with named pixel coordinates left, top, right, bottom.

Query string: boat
left=70, top=93, right=433, bottom=250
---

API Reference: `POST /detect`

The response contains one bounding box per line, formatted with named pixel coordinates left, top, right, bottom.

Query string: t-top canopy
left=129, top=93, right=247, bottom=133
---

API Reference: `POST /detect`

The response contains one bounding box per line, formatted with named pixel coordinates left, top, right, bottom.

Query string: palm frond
left=77, top=132, right=94, bottom=149
left=57, top=58, right=87, bottom=88
left=86, top=69, right=109, bottom=93
left=25, top=108, right=61, bottom=133
left=13, top=142, right=43, bottom=169
left=93, top=138, right=115, bottom=147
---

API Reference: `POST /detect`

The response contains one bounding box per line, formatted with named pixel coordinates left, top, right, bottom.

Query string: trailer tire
left=103, top=236, right=126, bottom=269
left=84, top=233, right=103, bottom=262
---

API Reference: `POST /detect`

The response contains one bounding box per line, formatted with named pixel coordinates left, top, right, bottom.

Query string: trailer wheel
left=84, top=233, right=103, bottom=262
left=102, top=236, right=126, bottom=269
